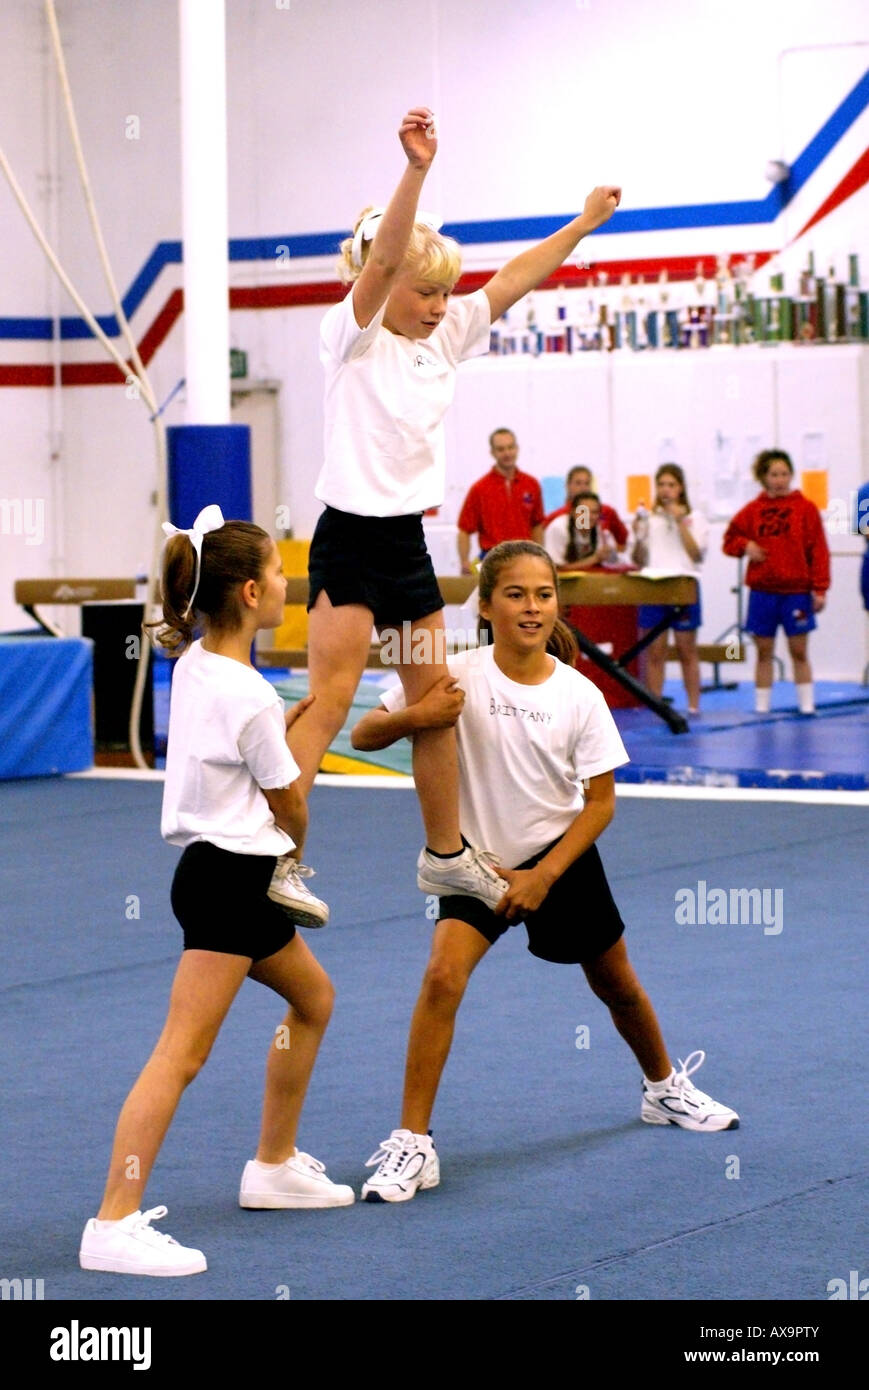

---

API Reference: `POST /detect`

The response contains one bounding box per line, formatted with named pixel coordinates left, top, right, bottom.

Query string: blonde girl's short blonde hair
left=337, top=206, right=462, bottom=287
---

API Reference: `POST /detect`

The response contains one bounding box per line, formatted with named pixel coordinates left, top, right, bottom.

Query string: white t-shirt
left=380, top=645, right=629, bottom=867
left=161, top=640, right=300, bottom=856
left=643, top=509, right=708, bottom=576
left=315, top=287, right=492, bottom=517
left=543, top=514, right=618, bottom=566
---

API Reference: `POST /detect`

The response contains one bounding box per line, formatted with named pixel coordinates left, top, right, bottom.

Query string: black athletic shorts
left=307, top=506, right=445, bottom=628
left=437, top=839, right=625, bottom=965
left=170, top=840, right=296, bottom=961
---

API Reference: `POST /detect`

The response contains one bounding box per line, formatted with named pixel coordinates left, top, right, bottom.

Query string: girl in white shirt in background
left=80, top=508, right=353, bottom=1280
left=288, top=103, right=621, bottom=909
left=632, top=464, right=708, bottom=715
left=351, top=541, right=738, bottom=1203
left=544, top=490, right=620, bottom=571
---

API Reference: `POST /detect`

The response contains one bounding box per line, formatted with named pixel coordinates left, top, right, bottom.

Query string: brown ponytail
left=547, top=617, right=579, bottom=665
left=148, top=520, right=272, bottom=655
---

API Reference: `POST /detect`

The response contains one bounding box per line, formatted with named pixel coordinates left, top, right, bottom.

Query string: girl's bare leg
left=286, top=594, right=373, bottom=857
left=249, top=934, right=335, bottom=1162
left=392, top=609, right=462, bottom=854
left=400, top=918, right=491, bottom=1135
left=97, top=951, right=251, bottom=1219
left=640, top=629, right=668, bottom=699
left=583, top=938, right=671, bottom=1082
left=787, top=632, right=811, bottom=686
left=673, top=628, right=701, bottom=711
left=754, top=634, right=775, bottom=690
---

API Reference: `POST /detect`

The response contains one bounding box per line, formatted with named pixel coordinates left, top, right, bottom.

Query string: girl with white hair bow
left=79, top=508, right=354, bottom=1279
left=291, top=104, right=621, bottom=912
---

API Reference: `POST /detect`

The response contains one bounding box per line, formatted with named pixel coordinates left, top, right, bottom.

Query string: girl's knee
left=591, top=976, right=643, bottom=1009
left=295, top=975, right=335, bottom=1029
left=311, top=685, right=356, bottom=730
left=584, top=954, right=644, bottom=1009
left=153, top=1042, right=211, bottom=1089
left=422, top=956, right=469, bottom=1010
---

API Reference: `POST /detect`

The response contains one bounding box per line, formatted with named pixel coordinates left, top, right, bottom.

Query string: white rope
left=0, top=144, right=150, bottom=399
left=0, top=132, right=165, bottom=767
left=43, top=0, right=170, bottom=769
left=43, top=0, right=157, bottom=414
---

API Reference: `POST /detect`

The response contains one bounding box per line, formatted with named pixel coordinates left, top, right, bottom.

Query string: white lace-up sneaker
left=267, top=855, right=329, bottom=928
left=416, top=843, right=509, bottom=911
left=641, top=1051, right=739, bottom=1131
left=239, top=1150, right=354, bottom=1208
left=79, top=1205, right=207, bottom=1276
left=361, top=1129, right=440, bottom=1204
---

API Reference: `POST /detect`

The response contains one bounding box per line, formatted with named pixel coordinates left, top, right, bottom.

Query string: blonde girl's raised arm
left=351, top=108, right=436, bottom=329
left=483, top=186, right=620, bottom=322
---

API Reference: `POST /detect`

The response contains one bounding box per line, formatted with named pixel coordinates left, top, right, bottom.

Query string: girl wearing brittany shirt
left=351, top=542, right=739, bottom=1203
left=287, top=104, right=621, bottom=911
left=80, top=509, right=352, bottom=1280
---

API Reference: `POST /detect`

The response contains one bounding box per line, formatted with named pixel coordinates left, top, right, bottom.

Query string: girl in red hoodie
left=722, top=450, right=830, bottom=714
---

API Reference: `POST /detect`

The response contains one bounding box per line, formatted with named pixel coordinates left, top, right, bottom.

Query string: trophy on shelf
left=845, top=254, right=869, bottom=340
left=544, top=288, right=568, bottom=353
left=731, top=254, right=757, bottom=345
left=814, top=263, right=829, bottom=342
left=823, top=262, right=847, bottom=342
left=654, top=269, right=679, bottom=348
left=526, top=296, right=543, bottom=356
left=618, top=272, right=636, bottom=349
left=596, top=272, right=613, bottom=351
left=760, top=260, right=793, bottom=343
left=495, top=309, right=515, bottom=354
left=793, top=251, right=818, bottom=343
left=712, top=254, right=735, bottom=345
left=634, top=275, right=650, bottom=349
left=681, top=261, right=713, bottom=347
left=583, top=294, right=602, bottom=351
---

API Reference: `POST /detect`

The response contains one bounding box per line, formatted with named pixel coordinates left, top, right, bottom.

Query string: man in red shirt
left=457, top=429, right=544, bottom=573
left=543, top=465, right=628, bottom=552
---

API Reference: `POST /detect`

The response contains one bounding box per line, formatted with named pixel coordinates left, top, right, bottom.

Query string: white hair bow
left=161, top=503, right=225, bottom=617
left=350, top=207, right=444, bottom=269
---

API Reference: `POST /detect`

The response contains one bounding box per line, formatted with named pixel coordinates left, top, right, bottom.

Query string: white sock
left=796, top=682, right=815, bottom=714
left=251, top=1158, right=287, bottom=1172
left=94, top=1216, right=128, bottom=1229
left=644, top=1070, right=675, bottom=1093
left=755, top=687, right=771, bottom=713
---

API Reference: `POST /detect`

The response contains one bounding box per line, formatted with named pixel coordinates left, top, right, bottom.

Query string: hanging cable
left=44, top=0, right=171, bottom=769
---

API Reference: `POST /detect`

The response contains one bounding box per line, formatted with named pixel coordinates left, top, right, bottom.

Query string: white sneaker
left=416, top=843, right=509, bottom=911
left=267, top=855, right=329, bottom=928
left=641, top=1051, right=739, bottom=1132
left=239, top=1150, right=354, bottom=1208
left=79, top=1205, right=206, bottom=1276
left=361, top=1129, right=440, bottom=1204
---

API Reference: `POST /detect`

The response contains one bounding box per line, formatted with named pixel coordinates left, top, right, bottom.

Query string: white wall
left=0, top=0, right=867, bottom=676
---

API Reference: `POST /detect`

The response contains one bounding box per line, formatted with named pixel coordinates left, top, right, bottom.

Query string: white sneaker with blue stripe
left=641, top=1051, right=739, bottom=1131
left=361, top=1129, right=440, bottom=1203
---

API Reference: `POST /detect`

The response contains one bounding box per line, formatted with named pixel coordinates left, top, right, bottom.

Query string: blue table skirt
left=0, top=636, right=93, bottom=778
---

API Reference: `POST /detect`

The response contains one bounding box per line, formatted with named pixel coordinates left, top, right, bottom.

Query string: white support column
left=178, top=0, right=230, bottom=424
